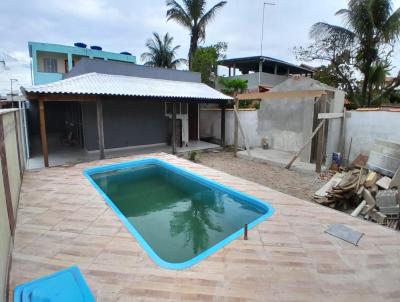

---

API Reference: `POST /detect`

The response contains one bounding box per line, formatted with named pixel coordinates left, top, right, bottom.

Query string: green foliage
left=191, top=42, right=227, bottom=86
left=189, top=150, right=198, bottom=162
left=218, top=77, right=248, bottom=95
left=166, top=0, right=227, bottom=68
left=295, top=0, right=400, bottom=107
left=141, top=32, right=186, bottom=68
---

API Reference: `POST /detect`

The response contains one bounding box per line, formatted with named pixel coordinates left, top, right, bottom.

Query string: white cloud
left=0, top=0, right=399, bottom=75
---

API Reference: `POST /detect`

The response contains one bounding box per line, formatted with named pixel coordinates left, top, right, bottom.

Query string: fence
left=0, top=109, right=25, bottom=302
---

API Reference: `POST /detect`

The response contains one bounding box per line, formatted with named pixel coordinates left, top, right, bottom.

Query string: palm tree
left=311, top=0, right=400, bottom=107
left=166, top=0, right=227, bottom=69
left=141, top=32, right=186, bottom=69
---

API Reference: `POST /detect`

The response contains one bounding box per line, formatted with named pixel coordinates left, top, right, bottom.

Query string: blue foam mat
left=14, top=266, right=95, bottom=302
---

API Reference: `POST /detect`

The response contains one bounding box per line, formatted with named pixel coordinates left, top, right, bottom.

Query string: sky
left=1, top=0, right=400, bottom=76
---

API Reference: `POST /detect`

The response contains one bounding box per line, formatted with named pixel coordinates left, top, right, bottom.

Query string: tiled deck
left=10, top=153, right=400, bottom=301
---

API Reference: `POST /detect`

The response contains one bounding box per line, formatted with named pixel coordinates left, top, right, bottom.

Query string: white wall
left=345, top=111, right=400, bottom=162
left=200, top=109, right=260, bottom=147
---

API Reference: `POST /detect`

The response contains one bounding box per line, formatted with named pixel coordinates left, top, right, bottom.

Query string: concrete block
left=376, top=189, right=399, bottom=208
left=378, top=205, right=400, bottom=215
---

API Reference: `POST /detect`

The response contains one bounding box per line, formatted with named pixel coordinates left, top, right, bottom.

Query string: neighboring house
left=28, top=42, right=136, bottom=85
left=217, top=56, right=314, bottom=91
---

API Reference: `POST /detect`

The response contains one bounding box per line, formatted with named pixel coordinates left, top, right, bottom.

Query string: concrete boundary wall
left=200, top=109, right=260, bottom=147
left=345, top=110, right=400, bottom=163
left=0, top=109, right=24, bottom=302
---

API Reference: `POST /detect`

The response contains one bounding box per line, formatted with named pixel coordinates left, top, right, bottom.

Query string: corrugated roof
left=21, top=72, right=233, bottom=101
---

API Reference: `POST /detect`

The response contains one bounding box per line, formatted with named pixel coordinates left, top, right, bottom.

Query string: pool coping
left=83, top=157, right=274, bottom=270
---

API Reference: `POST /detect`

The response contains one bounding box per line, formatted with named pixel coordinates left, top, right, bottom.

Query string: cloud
left=0, top=0, right=399, bottom=76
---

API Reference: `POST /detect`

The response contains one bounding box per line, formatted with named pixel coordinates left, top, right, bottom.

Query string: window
left=165, top=103, right=188, bottom=115
left=43, top=58, right=57, bottom=73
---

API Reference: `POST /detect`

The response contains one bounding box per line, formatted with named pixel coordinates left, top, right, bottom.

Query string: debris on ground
left=314, top=139, right=400, bottom=231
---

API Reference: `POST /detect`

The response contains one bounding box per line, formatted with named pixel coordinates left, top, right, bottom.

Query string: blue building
left=28, top=42, right=136, bottom=85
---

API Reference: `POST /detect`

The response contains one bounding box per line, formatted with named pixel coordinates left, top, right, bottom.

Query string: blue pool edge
left=83, top=157, right=275, bottom=270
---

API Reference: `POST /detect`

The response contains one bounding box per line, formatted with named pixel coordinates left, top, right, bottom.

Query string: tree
left=296, top=0, right=400, bottom=107
left=218, top=77, right=248, bottom=95
left=141, top=32, right=186, bottom=69
left=191, top=42, right=227, bottom=86
left=166, top=0, right=227, bottom=69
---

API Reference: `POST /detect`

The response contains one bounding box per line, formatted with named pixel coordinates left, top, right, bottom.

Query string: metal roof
left=218, top=56, right=314, bottom=74
left=21, top=72, right=233, bottom=101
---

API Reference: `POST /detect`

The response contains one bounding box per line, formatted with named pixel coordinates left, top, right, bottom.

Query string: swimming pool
left=84, top=158, right=274, bottom=269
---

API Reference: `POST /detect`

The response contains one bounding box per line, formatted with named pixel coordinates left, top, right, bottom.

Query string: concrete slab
left=27, top=137, right=219, bottom=170
left=237, top=148, right=320, bottom=175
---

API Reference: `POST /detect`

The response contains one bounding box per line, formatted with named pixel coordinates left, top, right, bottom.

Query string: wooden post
left=0, top=115, right=15, bottom=237
left=220, top=103, right=226, bottom=148
left=244, top=224, right=248, bottom=240
left=172, top=102, right=177, bottom=154
left=13, top=111, right=22, bottom=177
left=233, top=98, right=239, bottom=156
left=96, top=99, right=105, bottom=160
left=38, top=98, right=49, bottom=167
left=316, top=121, right=325, bottom=173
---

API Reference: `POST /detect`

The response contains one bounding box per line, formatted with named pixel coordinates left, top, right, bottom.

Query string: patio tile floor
left=10, top=153, right=400, bottom=301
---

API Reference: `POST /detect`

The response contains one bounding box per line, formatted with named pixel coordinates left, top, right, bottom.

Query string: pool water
left=86, top=159, right=273, bottom=269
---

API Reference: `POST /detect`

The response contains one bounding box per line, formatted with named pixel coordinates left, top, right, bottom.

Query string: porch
left=21, top=73, right=232, bottom=168
left=27, top=134, right=219, bottom=169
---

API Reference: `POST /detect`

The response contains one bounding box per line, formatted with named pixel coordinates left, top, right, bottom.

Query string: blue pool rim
left=83, top=158, right=275, bottom=270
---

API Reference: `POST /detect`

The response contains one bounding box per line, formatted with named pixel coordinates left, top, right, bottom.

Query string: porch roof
left=21, top=72, right=233, bottom=102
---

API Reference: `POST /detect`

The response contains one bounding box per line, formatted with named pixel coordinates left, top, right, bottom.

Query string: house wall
left=81, top=99, right=169, bottom=151
left=66, top=58, right=201, bottom=83
left=215, top=72, right=287, bottom=90
left=345, top=111, right=400, bottom=163
left=0, top=109, right=24, bottom=302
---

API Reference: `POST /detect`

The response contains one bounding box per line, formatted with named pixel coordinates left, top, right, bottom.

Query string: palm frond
left=380, top=7, right=400, bottom=42
left=310, top=22, right=355, bottom=43
left=370, top=0, right=392, bottom=29
left=198, top=1, right=227, bottom=29
left=166, top=0, right=192, bottom=28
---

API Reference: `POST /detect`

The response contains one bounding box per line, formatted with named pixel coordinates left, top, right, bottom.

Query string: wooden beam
left=234, top=98, right=239, bottom=156
left=220, top=103, right=226, bottom=148
left=236, top=90, right=327, bottom=101
left=38, top=99, right=49, bottom=167
left=0, top=115, right=15, bottom=236
left=13, top=111, right=22, bottom=178
left=285, top=119, right=326, bottom=170
left=318, top=112, right=344, bottom=119
left=315, top=121, right=325, bottom=173
left=172, top=102, right=177, bottom=154
left=96, top=99, right=105, bottom=160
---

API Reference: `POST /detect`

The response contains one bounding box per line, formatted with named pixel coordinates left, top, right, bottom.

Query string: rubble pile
left=314, top=140, right=400, bottom=231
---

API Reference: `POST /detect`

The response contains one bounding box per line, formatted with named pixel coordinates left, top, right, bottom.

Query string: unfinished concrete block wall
left=345, top=110, right=400, bottom=163
left=0, top=109, right=24, bottom=302
left=257, top=97, right=315, bottom=162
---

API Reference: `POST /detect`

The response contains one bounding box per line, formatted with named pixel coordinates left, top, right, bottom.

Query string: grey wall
left=257, top=98, right=315, bottom=162
left=66, top=58, right=201, bottom=83
left=82, top=99, right=169, bottom=151
left=215, top=72, right=288, bottom=91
